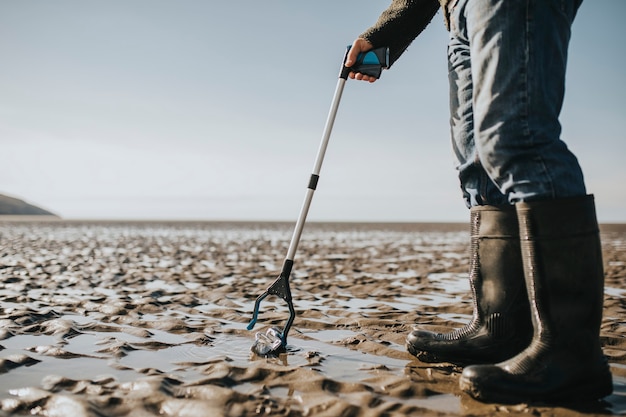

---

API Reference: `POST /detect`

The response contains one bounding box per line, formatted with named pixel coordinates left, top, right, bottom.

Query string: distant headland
left=0, top=194, right=59, bottom=217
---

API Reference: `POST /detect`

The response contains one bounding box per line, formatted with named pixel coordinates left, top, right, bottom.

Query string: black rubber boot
left=406, top=205, right=532, bottom=365
left=460, top=195, right=613, bottom=403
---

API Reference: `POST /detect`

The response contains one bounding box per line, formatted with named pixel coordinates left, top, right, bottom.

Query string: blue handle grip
left=340, top=46, right=389, bottom=80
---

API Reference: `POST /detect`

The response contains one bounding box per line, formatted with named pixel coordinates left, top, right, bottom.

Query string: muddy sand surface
left=0, top=220, right=625, bottom=416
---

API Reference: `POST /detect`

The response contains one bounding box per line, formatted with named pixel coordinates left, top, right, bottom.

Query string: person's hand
left=345, top=38, right=376, bottom=83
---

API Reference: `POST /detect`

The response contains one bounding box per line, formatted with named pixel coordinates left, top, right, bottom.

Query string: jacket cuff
left=359, top=0, right=440, bottom=66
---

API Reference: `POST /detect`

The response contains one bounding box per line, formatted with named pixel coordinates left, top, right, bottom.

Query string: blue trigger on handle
left=360, top=51, right=380, bottom=65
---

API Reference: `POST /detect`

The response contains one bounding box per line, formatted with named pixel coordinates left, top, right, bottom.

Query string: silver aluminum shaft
left=286, top=77, right=346, bottom=260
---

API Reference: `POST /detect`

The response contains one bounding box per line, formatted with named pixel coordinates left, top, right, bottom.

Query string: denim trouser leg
left=448, top=0, right=586, bottom=207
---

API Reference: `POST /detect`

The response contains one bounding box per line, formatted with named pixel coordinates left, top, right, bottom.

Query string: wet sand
left=0, top=219, right=625, bottom=416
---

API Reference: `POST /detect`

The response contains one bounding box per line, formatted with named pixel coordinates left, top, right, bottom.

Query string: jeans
left=447, top=0, right=586, bottom=207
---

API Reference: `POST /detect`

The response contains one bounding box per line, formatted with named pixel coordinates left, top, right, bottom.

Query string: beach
left=0, top=219, right=625, bottom=416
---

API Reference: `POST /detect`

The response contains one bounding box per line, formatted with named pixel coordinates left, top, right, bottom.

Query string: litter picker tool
left=247, top=46, right=389, bottom=356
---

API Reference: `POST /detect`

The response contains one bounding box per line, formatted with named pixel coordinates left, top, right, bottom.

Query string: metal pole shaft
left=286, top=78, right=346, bottom=260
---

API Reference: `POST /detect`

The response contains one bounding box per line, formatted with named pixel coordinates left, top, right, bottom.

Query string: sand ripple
left=1, top=221, right=625, bottom=416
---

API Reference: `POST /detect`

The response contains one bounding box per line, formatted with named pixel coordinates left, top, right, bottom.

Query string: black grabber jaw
left=247, top=259, right=296, bottom=355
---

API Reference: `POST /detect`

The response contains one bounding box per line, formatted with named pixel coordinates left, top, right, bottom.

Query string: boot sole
left=459, top=369, right=613, bottom=404
left=406, top=342, right=487, bottom=366
left=406, top=342, right=449, bottom=364
left=406, top=341, right=521, bottom=366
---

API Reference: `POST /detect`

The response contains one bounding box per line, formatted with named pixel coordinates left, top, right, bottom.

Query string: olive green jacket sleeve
left=359, top=0, right=444, bottom=66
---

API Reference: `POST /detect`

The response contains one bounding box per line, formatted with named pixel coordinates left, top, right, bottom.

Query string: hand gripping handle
left=339, top=46, right=389, bottom=80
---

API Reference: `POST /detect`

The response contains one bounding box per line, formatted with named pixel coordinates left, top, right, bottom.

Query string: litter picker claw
left=247, top=46, right=389, bottom=356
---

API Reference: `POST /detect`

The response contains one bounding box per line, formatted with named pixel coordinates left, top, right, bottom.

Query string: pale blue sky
left=1, top=1, right=624, bottom=222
